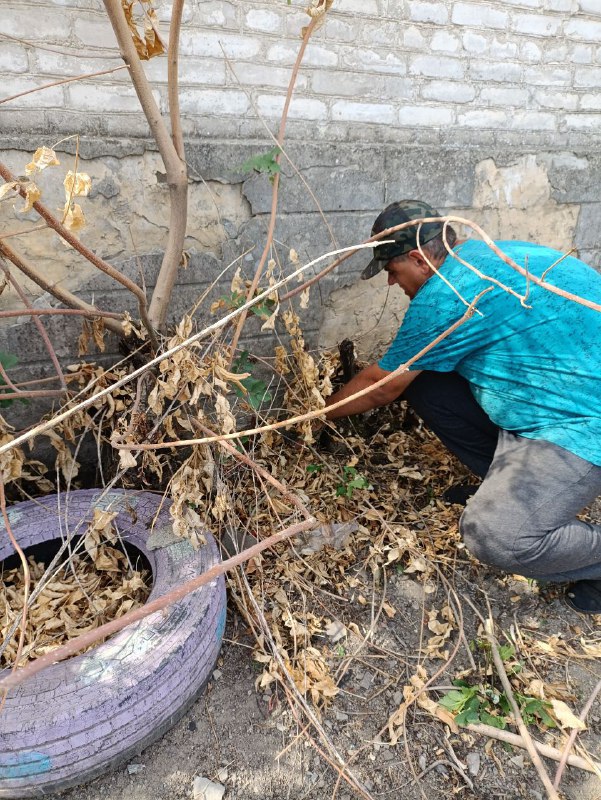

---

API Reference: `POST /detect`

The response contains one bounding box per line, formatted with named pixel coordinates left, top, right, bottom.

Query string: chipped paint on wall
left=318, top=155, right=581, bottom=361
left=471, top=155, right=579, bottom=252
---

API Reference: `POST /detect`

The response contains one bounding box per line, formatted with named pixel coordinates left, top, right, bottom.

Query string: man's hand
left=325, top=363, right=420, bottom=420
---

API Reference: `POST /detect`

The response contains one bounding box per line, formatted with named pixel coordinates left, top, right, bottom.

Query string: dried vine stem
left=103, top=0, right=188, bottom=331
left=484, top=618, right=560, bottom=800
left=553, top=676, right=601, bottom=789
left=467, top=722, right=601, bottom=775
left=285, top=215, right=601, bottom=316
left=0, top=161, right=155, bottom=344
left=1, top=264, right=67, bottom=390
left=0, top=241, right=380, bottom=459
left=0, top=65, right=130, bottom=106
left=227, top=15, right=318, bottom=362
left=0, top=242, right=124, bottom=335
left=0, top=515, right=316, bottom=692
left=119, top=286, right=494, bottom=453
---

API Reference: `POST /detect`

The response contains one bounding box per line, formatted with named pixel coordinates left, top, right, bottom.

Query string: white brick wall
left=1, top=0, right=601, bottom=138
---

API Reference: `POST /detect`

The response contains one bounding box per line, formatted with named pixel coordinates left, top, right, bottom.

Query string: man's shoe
left=565, top=580, right=601, bottom=614
left=442, top=483, right=479, bottom=506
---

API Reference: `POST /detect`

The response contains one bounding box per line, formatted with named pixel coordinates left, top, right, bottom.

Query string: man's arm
left=325, top=363, right=421, bottom=420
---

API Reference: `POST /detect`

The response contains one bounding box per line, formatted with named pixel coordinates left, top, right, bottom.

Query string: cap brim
left=361, top=257, right=385, bottom=280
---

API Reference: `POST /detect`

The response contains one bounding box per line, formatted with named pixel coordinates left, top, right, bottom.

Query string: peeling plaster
left=471, top=155, right=579, bottom=251
left=0, top=150, right=251, bottom=311
left=319, top=271, right=409, bottom=362
left=318, top=154, right=581, bottom=361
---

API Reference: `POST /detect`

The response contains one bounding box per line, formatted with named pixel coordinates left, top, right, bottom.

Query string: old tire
left=0, top=489, right=226, bottom=799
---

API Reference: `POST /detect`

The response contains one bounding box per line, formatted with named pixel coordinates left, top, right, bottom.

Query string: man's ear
left=407, top=248, right=432, bottom=273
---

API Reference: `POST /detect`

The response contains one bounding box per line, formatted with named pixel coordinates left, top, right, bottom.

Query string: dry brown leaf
left=62, top=201, right=86, bottom=233
left=24, top=146, right=60, bottom=175
left=0, top=181, right=18, bottom=200
left=17, top=181, right=41, bottom=213
left=63, top=170, right=91, bottom=200
left=550, top=699, right=586, bottom=730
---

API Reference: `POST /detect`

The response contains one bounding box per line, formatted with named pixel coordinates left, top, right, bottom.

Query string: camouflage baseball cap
left=361, top=200, right=443, bottom=280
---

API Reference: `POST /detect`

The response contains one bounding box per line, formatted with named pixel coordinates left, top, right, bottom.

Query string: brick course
left=1, top=1, right=601, bottom=139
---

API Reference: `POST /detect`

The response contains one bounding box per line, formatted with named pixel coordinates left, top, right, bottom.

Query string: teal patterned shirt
left=378, top=240, right=601, bottom=466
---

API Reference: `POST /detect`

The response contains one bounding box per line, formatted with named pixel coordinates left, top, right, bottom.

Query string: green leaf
left=240, top=147, right=282, bottom=183
left=479, top=710, right=507, bottom=729
left=498, top=643, right=515, bottom=662
left=251, top=297, right=276, bottom=321
left=439, top=690, right=468, bottom=712
left=347, top=476, right=370, bottom=492
left=306, top=464, right=323, bottom=473
left=232, top=350, right=253, bottom=374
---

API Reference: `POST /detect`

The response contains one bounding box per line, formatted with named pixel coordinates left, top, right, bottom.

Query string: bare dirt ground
left=57, top=589, right=601, bottom=800
left=55, top=418, right=601, bottom=800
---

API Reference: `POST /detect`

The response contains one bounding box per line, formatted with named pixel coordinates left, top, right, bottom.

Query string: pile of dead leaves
left=0, top=513, right=149, bottom=667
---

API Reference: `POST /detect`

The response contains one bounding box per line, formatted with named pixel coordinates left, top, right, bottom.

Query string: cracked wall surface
left=316, top=152, right=585, bottom=360
left=0, top=148, right=250, bottom=311
left=0, top=137, right=596, bottom=385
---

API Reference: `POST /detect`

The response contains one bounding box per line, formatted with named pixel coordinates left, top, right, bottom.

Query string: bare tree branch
left=0, top=66, right=130, bottom=106
left=0, top=161, right=155, bottom=344
left=103, top=0, right=188, bottom=331
left=0, top=239, right=124, bottom=335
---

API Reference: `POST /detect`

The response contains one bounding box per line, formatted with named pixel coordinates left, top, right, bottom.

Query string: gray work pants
left=460, top=430, right=601, bottom=583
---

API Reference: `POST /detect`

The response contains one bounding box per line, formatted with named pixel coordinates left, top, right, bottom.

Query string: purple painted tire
left=0, top=489, right=226, bottom=799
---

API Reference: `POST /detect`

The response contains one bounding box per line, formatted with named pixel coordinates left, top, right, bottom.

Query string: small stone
left=126, top=763, right=145, bottom=775
left=392, top=691, right=403, bottom=705
left=192, top=776, right=225, bottom=800
left=335, top=711, right=349, bottom=722
left=466, top=752, right=480, bottom=776
left=359, top=672, right=374, bottom=691
left=509, top=754, right=525, bottom=768
left=212, top=669, right=222, bottom=680
left=216, top=767, right=229, bottom=783
left=188, top=720, right=197, bottom=732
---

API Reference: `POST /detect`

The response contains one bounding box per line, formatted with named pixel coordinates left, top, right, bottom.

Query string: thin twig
left=0, top=307, right=123, bottom=320
left=0, top=389, right=67, bottom=401
left=484, top=617, right=560, bottom=800
left=0, top=65, right=130, bottom=105
left=227, top=17, right=318, bottom=362
left=0, top=241, right=124, bottom=334
left=553, top=676, right=601, bottom=789
left=0, top=31, right=123, bottom=59
left=468, top=722, right=601, bottom=775
left=0, top=161, right=155, bottom=345
left=1, top=264, right=67, bottom=389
